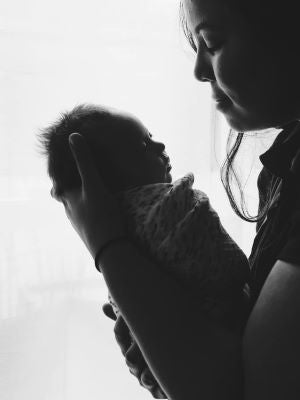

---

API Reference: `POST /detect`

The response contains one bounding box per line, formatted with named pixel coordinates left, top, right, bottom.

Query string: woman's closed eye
left=205, top=42, right=222, bottom=54
left=197, top=32, right=223, bottom=55
left=204, top=38, right=223, bottom=54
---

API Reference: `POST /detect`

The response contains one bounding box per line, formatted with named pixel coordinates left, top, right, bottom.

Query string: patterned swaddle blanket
left=110, top=173, right=250, bottom=326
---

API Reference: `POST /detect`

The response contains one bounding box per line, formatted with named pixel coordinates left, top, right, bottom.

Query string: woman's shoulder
left=250, top=121, right=300, bottom=305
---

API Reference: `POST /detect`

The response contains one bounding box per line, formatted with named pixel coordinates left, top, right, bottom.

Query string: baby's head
left=38, top=104, right=172, bottom=196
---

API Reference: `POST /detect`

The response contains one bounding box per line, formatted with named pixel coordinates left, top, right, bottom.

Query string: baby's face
left=92, top=112, right=172, bottom=189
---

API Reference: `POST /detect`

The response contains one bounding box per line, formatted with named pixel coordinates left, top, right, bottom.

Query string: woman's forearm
left=100, top=241, right=243, bottom=400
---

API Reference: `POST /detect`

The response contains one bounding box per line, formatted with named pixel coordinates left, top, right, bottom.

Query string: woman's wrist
left=94, top=235, right=130, bottom=272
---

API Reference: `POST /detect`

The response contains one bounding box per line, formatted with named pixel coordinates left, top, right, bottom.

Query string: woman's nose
left=194, top=48, right=214, bottom=82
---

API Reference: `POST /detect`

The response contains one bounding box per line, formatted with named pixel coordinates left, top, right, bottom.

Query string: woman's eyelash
left=203, top=37, right=222, bottom=53
left=196, top=34, right=222, bottom=55
left=206, top=43, right=221, bottom=54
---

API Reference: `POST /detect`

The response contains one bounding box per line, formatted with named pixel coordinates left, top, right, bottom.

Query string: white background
left=0, top=1, right=274, bottom=399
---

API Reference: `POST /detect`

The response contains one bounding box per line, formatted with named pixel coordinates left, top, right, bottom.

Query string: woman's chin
left=224, top=114, right=250, bottom=132
left=221, top=103, right=291, bottom=133
left=215, top=100, right=248, bottom=131
left=222, top=106, right=269, bottom=133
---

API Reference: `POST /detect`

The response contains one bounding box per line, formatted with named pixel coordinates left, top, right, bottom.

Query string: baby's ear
left=50, top=184, right=62, bottom=202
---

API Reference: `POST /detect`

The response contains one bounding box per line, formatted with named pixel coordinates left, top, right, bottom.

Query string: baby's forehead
left=106, top=113, right=148, bottom=140
left=90, top=111, right=149, bottom=147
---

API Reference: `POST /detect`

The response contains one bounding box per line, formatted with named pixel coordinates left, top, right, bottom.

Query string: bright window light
left=0, top=1, right=262, bottom=399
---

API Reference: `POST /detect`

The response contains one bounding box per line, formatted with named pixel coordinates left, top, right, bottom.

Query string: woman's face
left=183, top=0, right=300, bottom=131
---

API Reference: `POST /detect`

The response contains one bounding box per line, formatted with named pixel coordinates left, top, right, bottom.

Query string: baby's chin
left=166, top=171, right=172, bottom=183
left=149, top=171, right=172, bottom=184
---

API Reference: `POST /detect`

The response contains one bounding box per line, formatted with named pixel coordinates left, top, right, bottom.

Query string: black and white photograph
left=1, top=0, right=300, bottom=399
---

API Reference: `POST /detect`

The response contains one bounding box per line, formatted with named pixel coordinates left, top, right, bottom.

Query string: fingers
left=151, top=387, right=168, bottom=399
left=68, top=133, right=100, bottom=190
left=113, top=316, right=167, bottom=398
left=102, top=303, right=117, bottom=321
left=125, top=341, right=146, bottom=377
left=125, top=341, right=167, bottom=397
left=140, top=368, right=156, bottom=388
left=140, top=368, right=167, bottom=398
left=114, top=316, right=133, bottom=355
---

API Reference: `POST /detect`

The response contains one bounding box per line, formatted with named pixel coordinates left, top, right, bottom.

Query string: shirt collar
left=259, top=121, right=300, bottom=178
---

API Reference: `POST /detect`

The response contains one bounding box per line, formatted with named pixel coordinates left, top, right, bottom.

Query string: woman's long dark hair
left=179, top=2, right=273, bottom=223
left=220, top=131, right=272, bottom=223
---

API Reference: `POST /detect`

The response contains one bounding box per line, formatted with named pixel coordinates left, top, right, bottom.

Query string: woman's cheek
left=216, top=42, right=258, bottom=107
left=213, top=51, right=244, bottom=103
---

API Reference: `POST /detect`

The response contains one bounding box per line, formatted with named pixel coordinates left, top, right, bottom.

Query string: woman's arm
left=108, top=258, right=300, bottom=400
left=102, top=306, right=167, bottom=398
left=99, top=240, right=243, bottom=400
left=243, top=260, right=300, bottom=400
left=56, top=135, right=300, bottom=399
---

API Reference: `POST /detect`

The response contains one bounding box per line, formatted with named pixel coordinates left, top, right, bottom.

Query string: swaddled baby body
left=39, top=103, right=250, bottom=332
left=114, top=173, right=250, bottom=331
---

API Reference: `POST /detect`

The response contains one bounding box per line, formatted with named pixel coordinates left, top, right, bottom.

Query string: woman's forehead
left=183, top=0, right=229, bottom=30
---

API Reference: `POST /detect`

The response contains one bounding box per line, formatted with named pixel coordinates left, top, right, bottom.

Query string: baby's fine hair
left=38, top=103, right=117, bottom=196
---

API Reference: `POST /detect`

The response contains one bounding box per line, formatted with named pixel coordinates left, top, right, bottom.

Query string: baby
left=39, top=103, right=250, bottom=332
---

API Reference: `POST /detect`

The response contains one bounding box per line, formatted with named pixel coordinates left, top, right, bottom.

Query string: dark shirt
left=249, top=121, right=300, bottom=308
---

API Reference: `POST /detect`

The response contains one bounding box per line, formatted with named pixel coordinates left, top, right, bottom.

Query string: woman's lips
left=212, top=91, right=229, bottom=102
left=211, top=85, right=231, bottom=103
left=214, top=96, right=226, bottom=102
left=213, top=95, right=232, bottom=111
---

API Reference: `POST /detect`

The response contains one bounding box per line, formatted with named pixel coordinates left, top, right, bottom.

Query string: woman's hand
left=102, top=303, right=167, bottom=399
left=51, top=133, right=125, bottom=259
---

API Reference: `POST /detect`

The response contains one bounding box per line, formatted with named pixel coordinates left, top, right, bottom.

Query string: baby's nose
left=152, top=141, right=165, bottom=153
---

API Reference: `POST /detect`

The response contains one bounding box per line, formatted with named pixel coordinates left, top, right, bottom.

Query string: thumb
left=69, top=133, right=100, bottom=190
left=102, top=303, right=117, bottom=321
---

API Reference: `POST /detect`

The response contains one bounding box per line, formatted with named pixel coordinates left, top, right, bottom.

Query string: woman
left=53, top=0, right=300, bottom=398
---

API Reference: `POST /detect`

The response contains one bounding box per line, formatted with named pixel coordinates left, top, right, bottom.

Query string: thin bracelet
left=94, top=236, right=129, bottom=272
